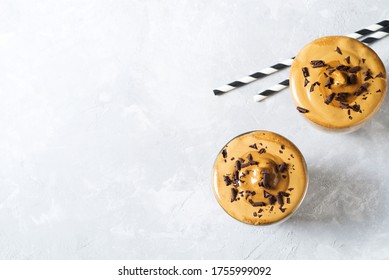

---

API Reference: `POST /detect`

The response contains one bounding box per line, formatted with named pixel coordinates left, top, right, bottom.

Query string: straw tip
left=213, top=89, right=224, bottom=95
left=253, top=95, right=266, bottom=102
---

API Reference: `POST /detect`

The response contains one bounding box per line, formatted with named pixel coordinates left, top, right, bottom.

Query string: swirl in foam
left=212, top=131, right=308, bottom=225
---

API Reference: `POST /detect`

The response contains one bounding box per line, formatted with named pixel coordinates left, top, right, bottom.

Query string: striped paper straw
left=214, top=19, right=389, bottom=96
left=253, top=25, right=389, bottom=102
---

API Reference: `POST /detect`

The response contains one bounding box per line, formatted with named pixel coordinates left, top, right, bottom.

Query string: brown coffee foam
left=212, top=131, right=308, bottom=225
left=290, top=36, right=387, bottom=130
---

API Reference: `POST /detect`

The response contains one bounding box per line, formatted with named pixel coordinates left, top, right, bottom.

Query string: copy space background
left=0, top=0, right=388, bottom=259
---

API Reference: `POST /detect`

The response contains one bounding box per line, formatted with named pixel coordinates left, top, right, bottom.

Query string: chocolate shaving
left=336, top=65, right=350, bottom=71
left=309, top=81, right=320, bottom=92
left=324, top=72, right=328, bottom=78
left=247, top=154, right=253, bottom=162
left=335, top=46, right=342, bottom=55
left=252, top=201, right=267, bottom=207
left=296, top=106, right=309, bottom=113
left=263, top=190, right=271, bottom=198
left=324, top=92, right=335, bottom=105
left=348, top=66, right=361, bottom=73
left=376, top=72, right=385, bottom=78
left=249, top=143, right=258, bottom=149
left=363, top=69, right=373, bottom=81
left=304, top=78, right=310, bottom=87
left=222, top=149, right=227, bottom=158
left=354, top=83, right=369, bottom=96
left=348, top=74, right=357, bottom=85
left=279, top=207, right=286, bottom=213
left=335, top=92, right=350, bottom=102
left=276, top=193, right=284, bottom=205
left=328, top=68, right=336, bottom=75
left=235, top=160, right=241, bottom=171
left=233, top=170, right=239, bottom=181
left=351, top=104, right=360, bottom=112
left=278, top=162, right=288, bottom=173
left=262, top=173, right=271, bottom=189
left=223, top=175, right=232, bottom=186
left=258, top=148, right=266, bottom=154
left=302, top=67, right=310, bottom=77
left=231, top=188, right=238, bottom=202
left=310, top=60, right=326, bottom=68
left=280, top=192, right=290, bottom=197
left=268, top=196, right=277, bottom=205
left=344, top=56, right=350, bottom=64
left=324, top=77, right=334, bottom=89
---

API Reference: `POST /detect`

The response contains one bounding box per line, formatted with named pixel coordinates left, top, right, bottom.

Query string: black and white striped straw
left=253, top=25, right=389, bottom=102
left=214, top=19, right=389, bottom=96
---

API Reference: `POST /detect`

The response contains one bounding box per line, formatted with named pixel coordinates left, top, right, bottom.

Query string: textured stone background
left=0, top=0, right=388, bottom=259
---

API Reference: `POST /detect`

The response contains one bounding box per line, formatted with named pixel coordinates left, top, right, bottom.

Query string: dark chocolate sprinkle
left=351, top=104, right=360, bottom=112
left=335, top=46, right=342, bottom=55
left=336, top=65, right=350, bottom=71
left=354, top=83, right=369, bottom=96
left=324, top=77, right=334, bottom=89
left=230, top=188, right=238, bottom=202
left=247, top=154, right=253, bottom=162
left=376, top=72, right=385, bottom=78
left=302, top=67, right=310, bottom=77
left=276, top=193, right=284, bottom=205
left=259, top=148, right=266, bottom=154
left=348, top=66, right=361, bottom=73
left=304, top=78, right=310, bottom=87
left=281, top=144, right=285, bottom=150
left=269, top=206, right=274, bottom=212
left=363, top=69, right=373, bottom=81
left=310, top=60, right=326, bottom=68
left=249, top=143, right=258, bottom=149
left=376, top=89, right=382, bottom=93
left=279, top=207, right=286, bottom=213
left=263, top=190, right=271, bottom=198
left=287, top=197, right=291, bottom=204
left=235, top=160, right=241, bottom=171
left=280, top=192, right=290, bottom=197
left=324, top=72, right=328, bottom=78
left=362, top=58, right=366, bottom=63
left=262, top=173, right=271, bottom=189
left=233, top=170, right=239, bottom=181
left=223, top=175, right=232, bottom=186
left=344, top=56, right=350, bottom=64
left=328, top=68, right=336, bottom=75
left=310, top=81, right=320, bottom=92
left=348, top=74, right=357, bottom=85
left=324, top=92, right=335, bottom=105
left=296, top=106, right=309, bottom=113
left=268, top=196, right=277, bottom=205
left=253, top=212, right=257, bottom=217
left=222, top=149, right=227, bottom=158
left=335, top=92, right=351, bottom=102
left=288, top=188, right=294, bottom=191
left=252, top=201, right=267, bottom=207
